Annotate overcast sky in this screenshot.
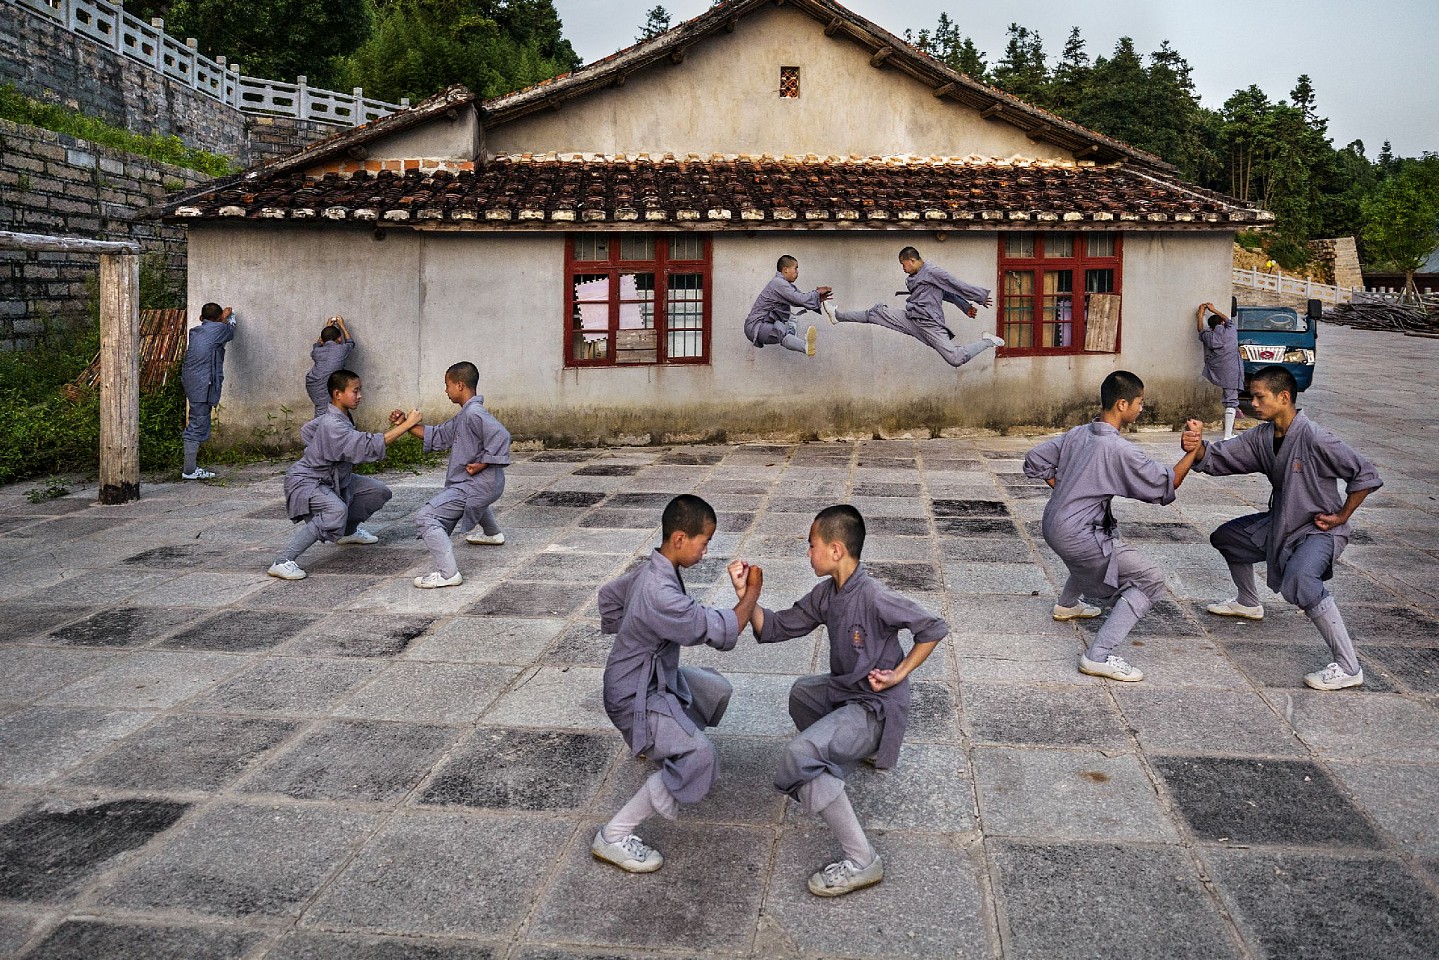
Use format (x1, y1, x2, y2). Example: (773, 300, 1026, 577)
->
(551, 0, 1437, 159)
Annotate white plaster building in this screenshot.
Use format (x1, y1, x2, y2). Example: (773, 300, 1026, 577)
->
(161, 0, 1268, 446)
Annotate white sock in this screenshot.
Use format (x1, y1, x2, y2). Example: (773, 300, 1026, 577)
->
(1223, 407, 1237, 440)
(818, 790, 874, 867)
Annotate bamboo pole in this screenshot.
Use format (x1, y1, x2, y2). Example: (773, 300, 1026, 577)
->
(98, 252, 141, 504)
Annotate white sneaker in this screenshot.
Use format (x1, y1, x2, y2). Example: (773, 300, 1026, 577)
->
(267, 560, 307, 581)
(1053, 602, 1103, 621)
(591, 830, 663, 873)
(1206, 599, 1265, 620)
(983, 333, 1005, 348)
(805, 325, 818, 357)
(808, 854, 883, 897)
(1304, 663, 1364, 691)
(181, 468, 216, 480)
(414, 571, 464, 589)
(824, 301, 840, 324)
(1079, 654, 1144, 682)
(336, 528, 379, 545)
(464, 530, 505, 546)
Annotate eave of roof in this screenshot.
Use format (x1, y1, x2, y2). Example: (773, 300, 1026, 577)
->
(163, 154, 1270, 229)
(483, 0, 1173, 172)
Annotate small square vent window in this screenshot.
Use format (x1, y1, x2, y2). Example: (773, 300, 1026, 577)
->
(779, 66, 800, 98)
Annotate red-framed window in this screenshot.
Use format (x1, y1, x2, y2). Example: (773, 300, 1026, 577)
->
(565, 233, 712, 367)
(997, 232, 1122, 355)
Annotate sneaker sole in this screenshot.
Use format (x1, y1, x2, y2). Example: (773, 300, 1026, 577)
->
(1052, 610, 1101, 621)
(1206, 608, 1264, 621)
(590, 848, 662, 873)
(465, 539, 505, 546)
(267, 570, 306, 581)
(1304, 676, 1363, 691)
(1078, 662, 1143, 682)
(808, 873, 882, 897)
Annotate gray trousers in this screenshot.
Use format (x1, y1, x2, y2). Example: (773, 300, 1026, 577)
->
(752, 319, 806, 353)
(414, 469, 505, 577)
(1056, 543, 1167, 659)
(775, 675, 882, 815)
(1210, 513, 1335, 611)
(645, 666, 733, 807)
(837, 305, 992, 368)
(278, 476, 392, 563)
(181, 400, 213, 442)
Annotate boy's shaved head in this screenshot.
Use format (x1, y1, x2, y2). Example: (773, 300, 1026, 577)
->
(320, 325, 343, 343)
(327, 368, 360, 396)
(200, 302, 223, 321)
(446, 361, 479, 391)
(814, 504, 865, 558)
(776, 255, 797, 272)
(662, 494, 717, 539)
(1249, 365, 1298, 402)
(898, 246, 922, 262)
(1100, 370, 1145, 410)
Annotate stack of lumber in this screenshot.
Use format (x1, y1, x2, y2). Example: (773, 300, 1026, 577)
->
(71, 308, 188, 393)
(1322, 298, 1439, 338)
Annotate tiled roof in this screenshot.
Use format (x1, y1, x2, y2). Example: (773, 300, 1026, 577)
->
(165, 155, 1268, 228)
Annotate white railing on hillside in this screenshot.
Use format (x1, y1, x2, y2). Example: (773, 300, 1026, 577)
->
(12, 0, 409, 125)
(1232, 268, 1358, 305)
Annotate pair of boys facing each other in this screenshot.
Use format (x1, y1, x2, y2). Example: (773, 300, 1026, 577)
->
(745, 248, 1003, 366)
(595, 496, 946, 898)
(1025, 367, 1380, 690)
(268, 361, 510, 588)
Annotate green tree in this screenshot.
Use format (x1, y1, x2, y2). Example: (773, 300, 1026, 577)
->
(990, 24, 1049, 105)
(1075, 37, 1148, 146)
(1047, 27, 1089, 117)
(1361, 154, 1439, 298)
(161, 0, 372, 86)
(338, 0, 580, 103)
(637, 5, 671, 42)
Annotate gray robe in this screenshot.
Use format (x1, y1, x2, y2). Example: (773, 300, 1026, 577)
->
(1198, 319, 1242, 391)
(181, 319, 235, 404)
(1195, 411, 1382, 590)
(758, 565, 948, 770)
(282, 406, 387, 532)
(600, 551, 741, 776)
(305, 340, 356, 414)
(421, 395, 512, 529)
(743, 273, 822, 346)
(904, 262, 987, 334)
(1023, 421, 1176, 589)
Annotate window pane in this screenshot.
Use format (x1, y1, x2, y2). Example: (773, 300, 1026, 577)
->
(620, 235, 655, 261)
(1005, 233, 1035, 258)
(1086, 233, 1115, 257)
(667, 273, 705, 358)
(571, 272, 610, 362)
(1041, 270, 1073, 347)
(779, 65, 800, 98)
(1085, 268, 1115, 293)
(616, 272, 657, 362)
(668, 234, 704, 261)
(572, 236, 609, 262)
(1002, 270, 1034, 348)
(1043, 233, 1073, 258)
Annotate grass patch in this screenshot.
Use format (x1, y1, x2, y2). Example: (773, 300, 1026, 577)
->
(0, 83, 236, 178)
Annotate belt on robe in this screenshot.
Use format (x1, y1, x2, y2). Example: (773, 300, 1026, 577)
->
(629, 653, 695, 757)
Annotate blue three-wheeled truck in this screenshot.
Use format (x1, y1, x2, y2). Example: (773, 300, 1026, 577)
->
(1231, 297, 1324, 394)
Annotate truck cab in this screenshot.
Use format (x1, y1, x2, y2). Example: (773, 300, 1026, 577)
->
(1232, 298, 1322, 393)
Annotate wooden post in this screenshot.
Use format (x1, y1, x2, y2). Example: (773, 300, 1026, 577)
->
(99, 252, 141, 504)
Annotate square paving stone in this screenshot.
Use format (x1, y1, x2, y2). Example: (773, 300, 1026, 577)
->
(1337, 604, 1439, 645)
(21, 567, 178, 607)
(530, 451, 597, 463)
(685, 631, 821, 676)
(1203, 849, 1439, 960)
(1074, 598, 1205, 638)
(0, 798, 189, 902)
(510, 552, 629, 582)
(297, 550, 420, 576)
(525, 490, 607, 508)
(763, 829, 991, 959)
(851, 481, 922, 497)
(100, 803, 377, 918)
(185, 658, 385, 716)
(1118, 522, 1206, 543)
(1329, 760, 1439, 858)
(1265, 689, 1439, 761)
(963, 682, 1129, 748)
(864, 561, 943, 592)
(0, 603, 96, 642)
(1152, 756, 1382, 847)
(1112, 688, 1304, 756)
(864, 516, 931, 536)
(129, 572, 271, 608)
(22, 919, 264, 960)
(482, 667, 612, 731)
(0, 647, 120, 703)
(406, 616, 568, 664)
(539, 620, 612, 667)
(599, 735, 787, 826)
(1365, 645, 1439, 693)
(121, 543, 228, 568)
(954, 633, 1094, 685)
(938, 537, 1036, 563)
(0, 913, 38, 957)
(932, 499, 1010, 518)
(64, 715, 300, 791)
(336, 662, 518, 723)
(45, 606, 197, 648)
(470, 582, 593, 618)
(908, 679, 960, 741)
(657, 451, 724, 465)
(241, 719, 456, 802)
(282, 613, 437, 658)
(972, 747, 1176, 841)
(39, 651, 241, 709)
(1221, 639, 1399, 692)
(992, 840, 1239, 960)
(947, 595, 1073, 636)
(840, 740, 975, 832)
(419, 728, 615, 811)
(603, 492, 677, 509)
(0, 707, 154, 786)
(246, 573, 389, 607)
(943, 561, 1052, 595)
(304, 813, 571, 936)
(264, 931, 500, 960)
(529, 821, 769, 953)
(159, 610, 322, 652)
(577, 508, 662, 530)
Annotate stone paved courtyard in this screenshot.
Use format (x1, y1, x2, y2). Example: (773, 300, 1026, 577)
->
(1, 322, 1438, 959)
